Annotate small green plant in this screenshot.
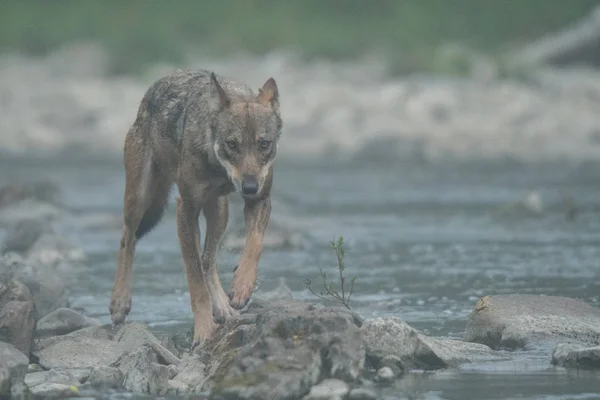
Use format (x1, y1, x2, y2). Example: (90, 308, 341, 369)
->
(304, 236, 356, 309)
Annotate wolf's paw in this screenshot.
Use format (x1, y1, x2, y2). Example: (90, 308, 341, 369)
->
(109, 292, 131, 324)
(192, 318, 218, 349)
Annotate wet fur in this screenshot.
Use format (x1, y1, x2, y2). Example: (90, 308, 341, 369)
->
(109, 69, 282, 346)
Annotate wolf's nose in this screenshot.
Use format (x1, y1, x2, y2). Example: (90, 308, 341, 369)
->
(241, 176, 259, 195)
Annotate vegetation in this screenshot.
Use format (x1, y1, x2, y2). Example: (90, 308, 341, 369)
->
(0, 0, 598, 75)
(305, 236, 356, 310)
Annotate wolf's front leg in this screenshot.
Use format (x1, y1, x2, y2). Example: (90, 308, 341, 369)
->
(176, 195, 216, 347)
(229, 196, 271, 309)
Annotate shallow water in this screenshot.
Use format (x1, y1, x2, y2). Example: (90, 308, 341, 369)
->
(3, 156, 600, 399)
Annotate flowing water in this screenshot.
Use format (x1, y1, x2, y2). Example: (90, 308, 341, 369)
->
(3, 155, 600, 399)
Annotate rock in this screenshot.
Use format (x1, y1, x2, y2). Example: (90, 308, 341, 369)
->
(362, 317, 504, 370)
(552, 343, 600, 369)
(207, 299, 365, 400)
(111, 343, 170, 395)
(27, 364, 43, 373)
(36, 308, 101, 337)
(114, 322, 181, 366)
(33, 322, 179, 372)
(348, 387, 378, 400)
(1, 253, 69, 318)
(34, 325, 124, 369)
(25, 368, 80, 388)
(302, 379, 349, 400)
(1, 219, 53, 255)
(0, 342, 29, 399)
(0, 276, 36, 355)
(374, 367, 394, 383)
(171, 354, 206, 389)
(464, 295, 600, 350)
(87, 366, 123, 389)
(29, 382, 80, 399)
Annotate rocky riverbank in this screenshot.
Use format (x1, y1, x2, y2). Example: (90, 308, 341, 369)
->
(1, 182, 600, 399)
(2, 43, 600, 164)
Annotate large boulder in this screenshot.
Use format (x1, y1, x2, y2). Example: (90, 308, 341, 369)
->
(0, 341, 30, 399)
(204, 299, 365, 400)
(464, 295, 600, 350)
(33, 322, 180, 372)
(361, 317, 505, 371)
(0, 276, 36, 355)
(552, 343, 600, 370)
(36, 307, 101, 338)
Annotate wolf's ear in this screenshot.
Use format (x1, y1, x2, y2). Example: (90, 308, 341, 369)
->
(257, 78, 279, 109)
(209, 72, 230, 111)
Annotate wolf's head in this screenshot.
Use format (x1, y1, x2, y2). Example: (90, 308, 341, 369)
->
(208, 72, 282, 198)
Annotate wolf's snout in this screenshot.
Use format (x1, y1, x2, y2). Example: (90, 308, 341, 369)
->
(241, 176, 259, 196)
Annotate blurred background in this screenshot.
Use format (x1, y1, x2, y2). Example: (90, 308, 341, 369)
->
(2, 1, 600, 398)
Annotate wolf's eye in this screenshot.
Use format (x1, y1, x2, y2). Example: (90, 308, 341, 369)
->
(226, 140, 237, 149)
(259, 140, 271, 149)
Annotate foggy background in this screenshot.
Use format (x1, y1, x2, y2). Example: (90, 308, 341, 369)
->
(2, 2, 600, 399)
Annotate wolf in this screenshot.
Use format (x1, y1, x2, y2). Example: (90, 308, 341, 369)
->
(109, 69, 282, 346)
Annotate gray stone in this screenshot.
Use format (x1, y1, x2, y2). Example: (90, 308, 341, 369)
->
(464, 295, 600, 350)
(36, 308, 100, 337)
(171, 353, 206, 388)
(302, 379, 349, 400)
(0, 277, 36, 355)
(29, 382, 80, 399)
(375, 367, 394, 383)
(552, 343, 600, 369)
(0, 341, 29, 399)
(114, 322, 180, 366)
(33, 322, 179, 372)
(1, 253, 69, 318)
(207, 299, 365, 400)
(168, 379, 190, 395)
(25, 368, 80, 388)
(27, 364, 43, 373)
(34, 325, 126, 369)
(348, 387, 378, 400)
(0, 182, 62, 210)
(111, 343, 169, 395)
(87, 366, 123, 388)
(362, 317, 504, 370)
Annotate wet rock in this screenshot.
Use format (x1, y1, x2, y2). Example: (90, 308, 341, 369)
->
(464, 295, 600, 350)
(552, 343, 600, 369)
(0, 276, 36, 355)
(111, 343, 170, 395)
(0, 341, 29, 399)
(170, 353, 206, 389)
(29, 382, 80, 399)
(1, 253, 69, 318)
(33, 322, 179, 371)
(27, 364, 43, 373)
(36, 308, 100, 337)
(25, 368, 80, 388)
(302, 379, 349, 400)
(87, 366, 123, 389)
(114, 322, 181, 366)
(168, 379, 190, 395)
(362, 317, 504, 370)
(207, 299, 365, 400)
(374, 367, 395, 383)
(348, 387, 378, 400)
